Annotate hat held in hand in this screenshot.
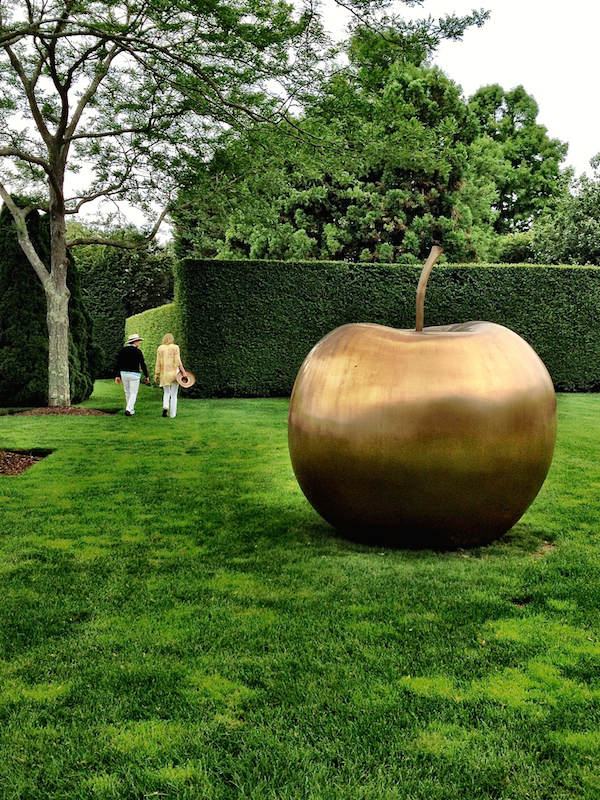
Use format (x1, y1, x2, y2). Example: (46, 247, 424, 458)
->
(176, 370, 196, 388)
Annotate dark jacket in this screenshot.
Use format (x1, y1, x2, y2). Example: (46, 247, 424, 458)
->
(116, 344, 148, 378)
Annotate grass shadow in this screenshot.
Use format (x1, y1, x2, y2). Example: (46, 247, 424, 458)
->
(323, 519, 557, 562)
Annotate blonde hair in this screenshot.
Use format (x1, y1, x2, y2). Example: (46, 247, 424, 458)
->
(162, 333, 174, 345)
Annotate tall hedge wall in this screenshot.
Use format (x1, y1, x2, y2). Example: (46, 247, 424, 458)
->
(79, 259, 127, 378)
(171, 259, 600, 397)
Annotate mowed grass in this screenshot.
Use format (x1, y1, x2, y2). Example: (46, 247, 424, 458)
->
(1, 384, 600, 799)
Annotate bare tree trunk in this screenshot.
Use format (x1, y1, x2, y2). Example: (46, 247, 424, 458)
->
(46, 275, 71, 407)
(47, 177, 71, 407)
(0, 184, 72, 406)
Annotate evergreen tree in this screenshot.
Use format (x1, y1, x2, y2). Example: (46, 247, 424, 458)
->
(0, 202, 100, 407)
(531, 155, 600, 265)
(468, 84, 569, 233)
(175, 28, 500, 263)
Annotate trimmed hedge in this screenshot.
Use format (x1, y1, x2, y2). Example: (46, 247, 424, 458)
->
(165, 259, 600, 397)
(79, 257, 127, 378)
(125, 302, 184, 378)
(76, 240, 175, 377)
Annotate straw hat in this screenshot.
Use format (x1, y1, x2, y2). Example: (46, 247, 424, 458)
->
(127, 333, 144, 344)
(176, 370, 196, 388)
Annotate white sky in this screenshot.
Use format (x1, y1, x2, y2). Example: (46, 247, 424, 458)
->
(322, 0, 599, 178)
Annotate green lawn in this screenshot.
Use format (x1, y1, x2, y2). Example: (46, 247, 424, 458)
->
(1, 383, 600, 799)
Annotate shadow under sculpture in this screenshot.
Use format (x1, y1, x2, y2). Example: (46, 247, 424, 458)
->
(288, 247, 557, 550)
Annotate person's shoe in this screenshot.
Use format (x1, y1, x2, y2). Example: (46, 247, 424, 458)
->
(125, 410, 132, 417)
(162, 408, 168, 418)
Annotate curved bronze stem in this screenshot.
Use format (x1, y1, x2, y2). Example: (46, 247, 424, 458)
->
(415, 246, 444, 331)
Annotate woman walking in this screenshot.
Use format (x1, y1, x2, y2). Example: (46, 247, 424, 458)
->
(154, 333, 188, 418)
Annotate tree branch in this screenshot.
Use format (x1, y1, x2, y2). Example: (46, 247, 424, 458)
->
(65, 115, 177, 143)
(0, 146, 51, 171)
(66, 205, 170, 249)
(0, 181, 50, 285)
(65, 42, 124, 141)
(2, 42, 52, 146)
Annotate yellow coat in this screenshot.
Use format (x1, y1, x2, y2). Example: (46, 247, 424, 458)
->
(155, 343, 183, 387)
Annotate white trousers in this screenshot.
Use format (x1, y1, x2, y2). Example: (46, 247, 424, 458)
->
(121, 372, 141, 414)
(163, 381, 179, 417)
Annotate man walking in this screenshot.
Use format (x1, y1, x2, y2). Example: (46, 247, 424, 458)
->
(115, 333, 149, 416)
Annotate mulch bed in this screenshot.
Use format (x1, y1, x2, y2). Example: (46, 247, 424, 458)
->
(13, 406, 110, 416)
(2, 406, 110, 475)
(0, 450, 46, 476)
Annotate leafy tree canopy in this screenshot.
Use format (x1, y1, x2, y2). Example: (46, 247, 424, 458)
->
(468, 84, 569, 233)
(530, 155, 600, 265)
(175, 24, 504, 264)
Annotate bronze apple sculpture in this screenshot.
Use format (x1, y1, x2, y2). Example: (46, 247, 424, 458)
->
(288, 246, 557, 549)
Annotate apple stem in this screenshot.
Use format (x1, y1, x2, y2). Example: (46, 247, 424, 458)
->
(415, 245, 444, 331)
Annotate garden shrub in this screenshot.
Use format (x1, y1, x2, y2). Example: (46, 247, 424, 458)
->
(0, 202, 100, 407)
(172, 258, 600, 397)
